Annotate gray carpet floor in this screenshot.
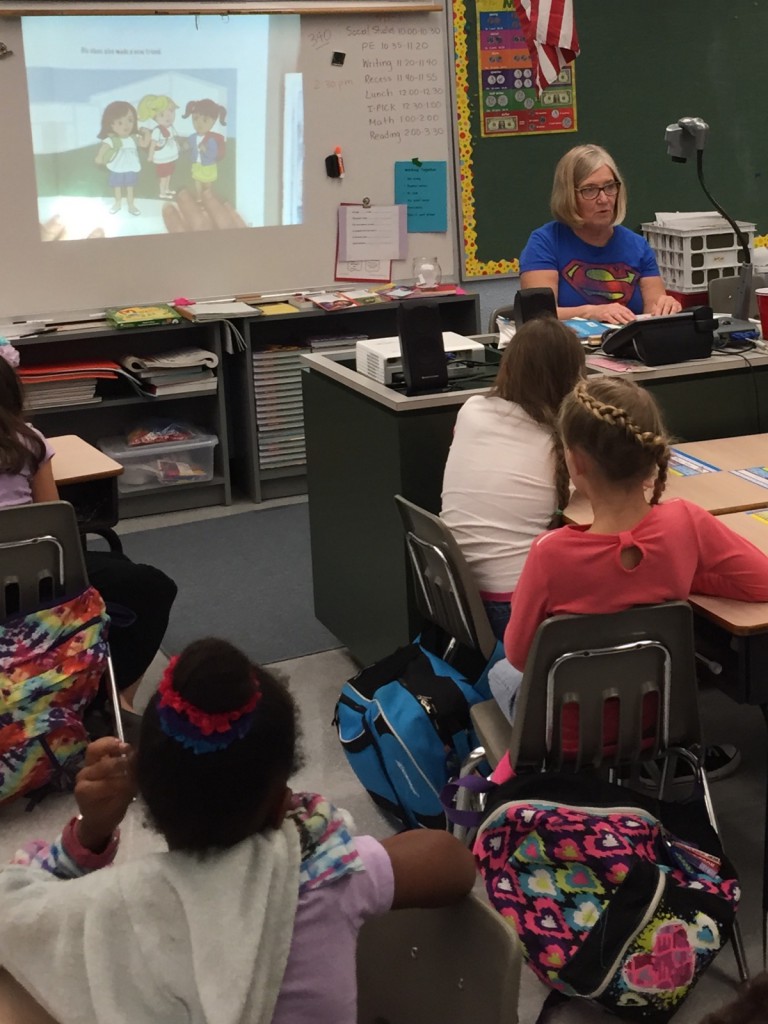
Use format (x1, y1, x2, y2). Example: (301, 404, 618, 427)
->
(120, 503, 341, 664)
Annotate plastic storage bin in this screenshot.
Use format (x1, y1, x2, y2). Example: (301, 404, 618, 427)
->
(99, 431, 219, 492)
(642, 219, 756, 293)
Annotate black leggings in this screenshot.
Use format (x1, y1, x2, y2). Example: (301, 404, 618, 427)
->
(84, 550, 177, 690)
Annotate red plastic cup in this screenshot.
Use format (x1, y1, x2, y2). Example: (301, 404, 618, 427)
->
(757, 287, 768, 340)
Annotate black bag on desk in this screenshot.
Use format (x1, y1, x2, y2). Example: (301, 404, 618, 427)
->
(601, 307, 716, 366)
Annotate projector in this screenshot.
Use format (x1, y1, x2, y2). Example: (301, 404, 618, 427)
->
(356, 332, 485, 384)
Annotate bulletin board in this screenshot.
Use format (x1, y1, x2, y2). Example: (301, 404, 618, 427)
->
(453, 0, 768, 280)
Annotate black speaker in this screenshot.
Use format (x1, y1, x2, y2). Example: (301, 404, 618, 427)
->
(513, 287, 557, 328)
(398, 300, 448, 392)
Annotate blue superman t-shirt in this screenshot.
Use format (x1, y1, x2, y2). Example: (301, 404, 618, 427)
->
(520, 221, 661, 314)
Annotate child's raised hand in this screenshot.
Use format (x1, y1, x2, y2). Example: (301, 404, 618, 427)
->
(74, 737, 137, 853)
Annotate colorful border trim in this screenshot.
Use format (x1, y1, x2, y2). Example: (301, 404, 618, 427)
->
(453, 0, 519, 279)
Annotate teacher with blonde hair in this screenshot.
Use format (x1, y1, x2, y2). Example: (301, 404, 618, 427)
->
(520, 144, 682, 325)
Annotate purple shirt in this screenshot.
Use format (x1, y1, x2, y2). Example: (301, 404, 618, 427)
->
(0, 428, 53, 508)
(272, 835, 394, 1024)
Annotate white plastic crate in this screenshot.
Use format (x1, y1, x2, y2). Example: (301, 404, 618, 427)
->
(642, 217, 756, 293)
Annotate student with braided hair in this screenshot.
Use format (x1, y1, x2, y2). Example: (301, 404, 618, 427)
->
(441, 317, 585, 639)
(491, 378, 768, 749)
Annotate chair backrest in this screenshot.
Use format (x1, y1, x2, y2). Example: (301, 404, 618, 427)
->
(356, 894, 521, 1024)
(488, 303, 516, 333)
(708, 272, 768, 318)
(473, 602, 700, 772)
(0, 502, 88, 619)
(394, 494, 497, 662)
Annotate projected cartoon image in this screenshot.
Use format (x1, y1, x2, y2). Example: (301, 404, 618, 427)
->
(137, 94, 182, 200)
(183, 99, 227, 200)
(22, 16, 304, 241)
(95, 100, 144, 215)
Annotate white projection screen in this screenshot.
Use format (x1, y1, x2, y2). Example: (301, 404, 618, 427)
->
(0, 10, 454, 319)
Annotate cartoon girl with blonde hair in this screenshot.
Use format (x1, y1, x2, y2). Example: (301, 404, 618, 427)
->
(95, 100, 143, 216)
(182, 99, 228, 200)
(137, 94, 181, 200)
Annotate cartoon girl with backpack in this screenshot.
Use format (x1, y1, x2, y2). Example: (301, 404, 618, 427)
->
(137, 94, 182, 200)
(182, 99, 227, 200)
(95, 100, 144, 216)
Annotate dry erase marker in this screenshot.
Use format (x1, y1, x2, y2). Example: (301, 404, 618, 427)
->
(335, 146, 345, 178)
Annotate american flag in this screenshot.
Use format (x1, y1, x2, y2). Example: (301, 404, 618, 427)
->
(514, 0, 580, 95)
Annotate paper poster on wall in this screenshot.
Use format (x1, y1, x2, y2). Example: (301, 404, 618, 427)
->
(476, 0, 577, 138)
(335, 257, 392, 283)
(394, 160, 447, 233)
(337, 204, 407, 262)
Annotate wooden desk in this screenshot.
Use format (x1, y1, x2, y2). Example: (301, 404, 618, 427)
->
(50, 435, 123, 541)
(565, 475, 768, 526)
(51, 435, 123, 486)
(670, 433, 768, 472)
(565, 434, 768, 526)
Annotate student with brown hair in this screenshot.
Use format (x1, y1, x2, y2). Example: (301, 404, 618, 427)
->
(441, 316, 585, 639)
(491, 378, 768, 760)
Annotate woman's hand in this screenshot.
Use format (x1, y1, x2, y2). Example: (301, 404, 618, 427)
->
(74, 738, 137, 852)
(587, 302, 636, 325)
(649, 293, 682, 316)
(162, 188, 247, 232)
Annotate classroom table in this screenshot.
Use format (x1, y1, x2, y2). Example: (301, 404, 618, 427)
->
(303, 346, 768, 664)
(685, 506, 768, 963)
(50, 435, 123, 547)
(565, 436, 768, 525)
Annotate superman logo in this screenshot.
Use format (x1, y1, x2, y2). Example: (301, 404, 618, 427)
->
(562, 260, 639, 303)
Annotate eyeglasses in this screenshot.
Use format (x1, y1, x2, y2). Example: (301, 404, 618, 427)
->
(575, 180, 621, 201)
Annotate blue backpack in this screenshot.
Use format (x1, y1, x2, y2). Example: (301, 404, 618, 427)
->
(334, 636, 502, 829)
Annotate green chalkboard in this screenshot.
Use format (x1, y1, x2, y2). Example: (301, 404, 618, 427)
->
(453, 0, 768, 279)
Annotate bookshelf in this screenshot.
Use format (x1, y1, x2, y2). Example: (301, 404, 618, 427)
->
(17, 320, 231, 517)
(226, 293, 480, 502)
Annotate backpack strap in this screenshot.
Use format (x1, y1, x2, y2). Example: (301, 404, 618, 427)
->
(440, 772, 497, 828)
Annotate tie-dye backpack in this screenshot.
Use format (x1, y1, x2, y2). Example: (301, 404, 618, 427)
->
(0, 586, 108, 804)
(473, 773, 739, 1023)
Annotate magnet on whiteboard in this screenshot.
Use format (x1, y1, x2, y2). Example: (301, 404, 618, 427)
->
(331, 51, 346, 66)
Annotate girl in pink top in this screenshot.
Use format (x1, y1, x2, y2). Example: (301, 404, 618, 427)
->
(493, 378, 768, 731)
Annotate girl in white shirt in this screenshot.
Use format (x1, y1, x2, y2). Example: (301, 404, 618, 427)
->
(441, 316, 585, 638)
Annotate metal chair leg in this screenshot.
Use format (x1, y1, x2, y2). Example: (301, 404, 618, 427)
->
(451, 745, 486, 846)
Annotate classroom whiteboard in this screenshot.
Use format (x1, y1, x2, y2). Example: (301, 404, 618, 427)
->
(0, 10, 455, 319)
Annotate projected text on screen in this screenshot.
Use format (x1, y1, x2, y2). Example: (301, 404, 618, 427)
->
(22, 15, 304, 241)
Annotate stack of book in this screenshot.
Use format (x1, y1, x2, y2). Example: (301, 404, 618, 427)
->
(307, 333, 368, 353)
(18, 360, 121, 409)
(120, 347, 219, 396)
(252, 346, 308, 470)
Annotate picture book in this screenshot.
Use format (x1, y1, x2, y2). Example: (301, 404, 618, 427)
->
(337, 289, 384, 306)
(107, 305, 182, 329)
(307, 292, 356, 312)
(564, 318, 612, 341)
